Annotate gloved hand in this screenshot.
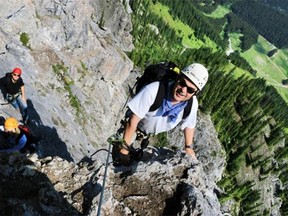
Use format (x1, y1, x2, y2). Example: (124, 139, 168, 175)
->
(112, 144, 131, 166)
(117, 151, 131, 166)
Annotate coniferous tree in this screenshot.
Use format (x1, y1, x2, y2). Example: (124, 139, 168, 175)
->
(129, 1, 288, 213)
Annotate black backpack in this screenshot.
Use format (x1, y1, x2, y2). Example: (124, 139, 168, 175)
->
(131, 61, 193, 119)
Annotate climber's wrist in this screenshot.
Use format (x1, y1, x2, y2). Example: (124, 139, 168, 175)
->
(120, 141, 130, 155)
(120, 148, 129, 155)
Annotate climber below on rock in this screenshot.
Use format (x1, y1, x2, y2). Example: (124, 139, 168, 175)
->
(0, 117, 36, 153)
(0, 67, 29, 124)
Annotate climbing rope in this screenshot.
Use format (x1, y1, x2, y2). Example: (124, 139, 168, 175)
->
(90, 148, 111, 158)
(95, 96, 128, 215)
(96, 141, 112, 216)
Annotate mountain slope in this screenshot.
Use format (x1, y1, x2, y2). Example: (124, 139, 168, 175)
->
(0, 0, 133, 162)
(129, 0, 288, 215)
(0, 0, 229, 215)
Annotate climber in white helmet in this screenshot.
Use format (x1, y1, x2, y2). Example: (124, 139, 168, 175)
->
(112, 63, 209, 166)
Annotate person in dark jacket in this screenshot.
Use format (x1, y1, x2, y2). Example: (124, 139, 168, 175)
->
(0, 67, 29, 123)
(0, 117, 36, 153)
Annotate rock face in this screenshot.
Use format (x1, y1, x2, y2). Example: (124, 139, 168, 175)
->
(0, 0, 133, 162)
(0, 0, 227, 215)
(167, 112, 226, 187)
(109, 154, 222, 216)
(0, 127, 225, 216)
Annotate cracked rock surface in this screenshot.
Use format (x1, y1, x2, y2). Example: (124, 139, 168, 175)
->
(0, 148, 223, 216)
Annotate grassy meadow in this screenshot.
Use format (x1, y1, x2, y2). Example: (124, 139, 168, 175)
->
(148, 2, 288, 103)
(204, 5, 230, 18)
(241, 36, 288, 102)
(205, 4, 288, 103)
(149, 2, 218, 51)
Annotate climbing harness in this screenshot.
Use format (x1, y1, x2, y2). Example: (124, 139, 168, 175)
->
(6, 92, 21, 103)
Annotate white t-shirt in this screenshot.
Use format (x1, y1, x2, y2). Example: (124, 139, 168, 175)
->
(127, 81, 198, 134)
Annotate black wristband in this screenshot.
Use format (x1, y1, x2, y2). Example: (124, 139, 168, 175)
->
(122, 141, 131, 151)
(185, 145, 192, 149)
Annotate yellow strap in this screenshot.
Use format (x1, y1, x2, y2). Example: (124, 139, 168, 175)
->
(171, 67, 180, 74)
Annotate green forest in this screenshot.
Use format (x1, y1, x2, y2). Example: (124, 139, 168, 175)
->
(128, 0, 288, 215)
(231, 0, 288, 49)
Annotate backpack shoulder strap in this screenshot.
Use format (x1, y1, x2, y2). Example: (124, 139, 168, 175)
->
(183, 97, 193, 119)
(18, 125, 30, 136)
(148, 80, 168, 112)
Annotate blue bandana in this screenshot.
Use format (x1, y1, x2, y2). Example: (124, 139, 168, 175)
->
(161, 97, 187, 123)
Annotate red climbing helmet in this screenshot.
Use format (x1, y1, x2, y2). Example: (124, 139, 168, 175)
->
(12, 67, 22, 75)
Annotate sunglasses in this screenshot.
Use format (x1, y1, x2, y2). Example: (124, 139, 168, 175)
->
(177, 79, 198, 94)
(5, 128, 16, 133)
(12, 73, 20, 77)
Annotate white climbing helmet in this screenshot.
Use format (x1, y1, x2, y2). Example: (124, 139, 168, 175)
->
(181, 63, 208, 91)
